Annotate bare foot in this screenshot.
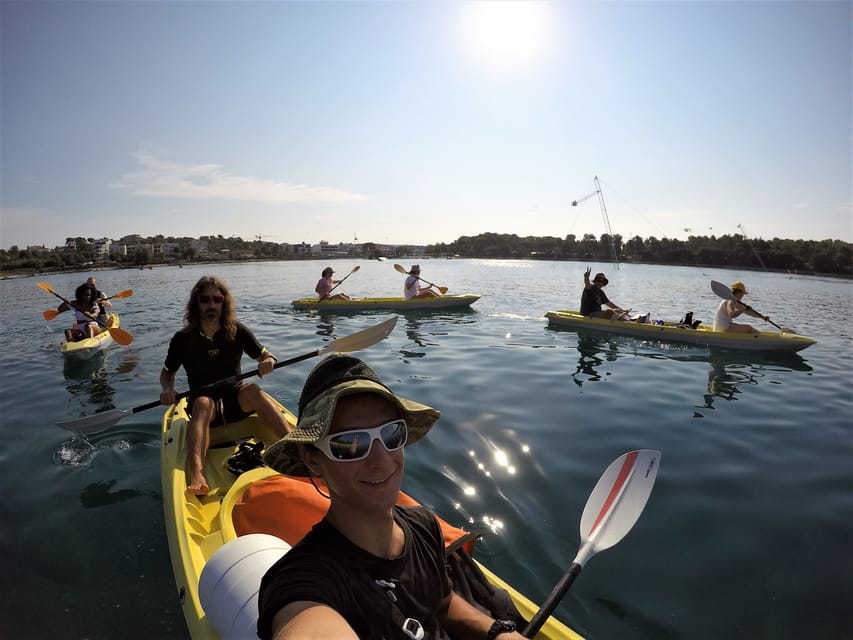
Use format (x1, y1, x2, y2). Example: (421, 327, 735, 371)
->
(187, 473, 209, 496)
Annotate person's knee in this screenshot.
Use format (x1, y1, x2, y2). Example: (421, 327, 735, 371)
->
(239, 383, 265, 407)
(191, 396, 216, 420)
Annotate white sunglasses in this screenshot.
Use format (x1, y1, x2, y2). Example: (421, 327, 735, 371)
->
(313, 419, 408, 462)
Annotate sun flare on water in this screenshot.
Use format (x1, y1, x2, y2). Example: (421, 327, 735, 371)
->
(458, 1, 552, 73)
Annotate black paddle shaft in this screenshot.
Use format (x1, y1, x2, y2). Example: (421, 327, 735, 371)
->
(732, 299, 783, 331)
(143, 349, 322, 416)
(522, 563, 582, 638)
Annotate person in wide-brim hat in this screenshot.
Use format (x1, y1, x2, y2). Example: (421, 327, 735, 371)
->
(264, 354, 440, 476)
(580, 266, 648, 322)
(403, 264, 441, 299)
(712, 279, 767, 334)
(258, 356, 523, 639)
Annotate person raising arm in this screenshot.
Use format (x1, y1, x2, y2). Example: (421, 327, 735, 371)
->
(580, 268, 627, 319)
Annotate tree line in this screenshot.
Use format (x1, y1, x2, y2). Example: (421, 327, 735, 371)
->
(2, 232, 850, 277)
(427, 233, 852, 276)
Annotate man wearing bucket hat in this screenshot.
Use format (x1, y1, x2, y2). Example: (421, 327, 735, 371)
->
(404, 264, 441, 299)
(713, 280, 767, 333)
(580, 267, 646, 321)
(315, 266, 351, 301)
(258, 355, 525, 640)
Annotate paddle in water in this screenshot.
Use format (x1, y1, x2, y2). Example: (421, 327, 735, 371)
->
(523, 449, 662, 638)
(43, 289, 134, 320)
(56, 316, 399, 434)
(393, 263, 449, 294)
(709, 280, 793, 333)
(36, 282, 134, 345)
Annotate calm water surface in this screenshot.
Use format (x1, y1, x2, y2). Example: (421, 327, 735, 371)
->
(2, 259, 851, 639)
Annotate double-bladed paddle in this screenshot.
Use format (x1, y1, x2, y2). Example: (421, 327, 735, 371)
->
(43, 289, 134, 320)
(523, 449, 662, 638)
(37, 282, 134, 345)
(393, 263, 449, 295)
(55, 316, 399, 434)
(710, 280, 791, 333)
(318, 265, 360, 302)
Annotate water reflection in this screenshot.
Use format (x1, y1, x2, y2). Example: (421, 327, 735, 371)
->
(571, 333, 618, 387)
(566, 332, 814, 408)
(400, 317, 435, 358)
(314, 318, 336, 338)
(63, 351, 140, 417)
(400, 310, 479, 360)
(701, 351, 813, 408)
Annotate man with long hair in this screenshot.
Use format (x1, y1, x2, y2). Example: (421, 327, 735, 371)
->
(159, 276, 290, 495)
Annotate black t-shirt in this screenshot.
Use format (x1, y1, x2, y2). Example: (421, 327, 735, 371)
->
(580, 286, 610, 316)
(257, 506, 453, 640)
(162, 322, 263, 391)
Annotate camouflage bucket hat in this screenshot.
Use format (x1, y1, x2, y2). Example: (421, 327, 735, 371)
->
(264, 354, 441, 476)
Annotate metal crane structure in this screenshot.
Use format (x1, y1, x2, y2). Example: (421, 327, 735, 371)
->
(736, 224, 768, 271)
(572, 175, 619, 269)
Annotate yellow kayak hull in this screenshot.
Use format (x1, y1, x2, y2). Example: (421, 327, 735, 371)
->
(291, 294, 480, 311)
(546, 310, 816, 352)
(60, 312, 121, 359)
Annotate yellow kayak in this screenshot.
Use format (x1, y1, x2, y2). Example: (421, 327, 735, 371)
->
(161, 397, 583, 639)
(546, 310, 816, 353)
(291, 294, 480, 311)
(60, 312, 121, 359)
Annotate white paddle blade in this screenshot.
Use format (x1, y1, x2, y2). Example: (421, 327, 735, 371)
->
(577, 449, 661, 565)
(710, 280, 735, 300)
(56, 408, 131, 434)
(318, 316, 398, 355)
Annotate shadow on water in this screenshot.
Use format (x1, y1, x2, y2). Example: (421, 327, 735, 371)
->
(80, 479, 159, 508)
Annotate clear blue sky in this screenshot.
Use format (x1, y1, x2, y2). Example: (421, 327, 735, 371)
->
(2, 1, 851, 250)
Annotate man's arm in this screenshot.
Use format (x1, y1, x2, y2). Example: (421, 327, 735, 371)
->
(436, 592, 526, 639)
(271, 601, 358, 640)
(159, 368, 177, 406)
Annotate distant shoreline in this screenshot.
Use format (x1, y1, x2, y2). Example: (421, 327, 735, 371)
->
(5, 256, 850, 281)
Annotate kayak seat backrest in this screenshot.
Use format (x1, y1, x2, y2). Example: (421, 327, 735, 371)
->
(232, 474, 474, 553)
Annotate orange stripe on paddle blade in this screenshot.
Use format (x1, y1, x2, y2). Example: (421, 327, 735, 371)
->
(588, 450, 638, 537)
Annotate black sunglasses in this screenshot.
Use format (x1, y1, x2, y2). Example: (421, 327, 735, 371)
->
(198, 294, 224, 304)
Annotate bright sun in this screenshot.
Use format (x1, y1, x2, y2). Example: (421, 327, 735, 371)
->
(459, 1, 551, 73)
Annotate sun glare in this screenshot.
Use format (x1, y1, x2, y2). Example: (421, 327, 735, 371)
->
(459, 1, 551, 73)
